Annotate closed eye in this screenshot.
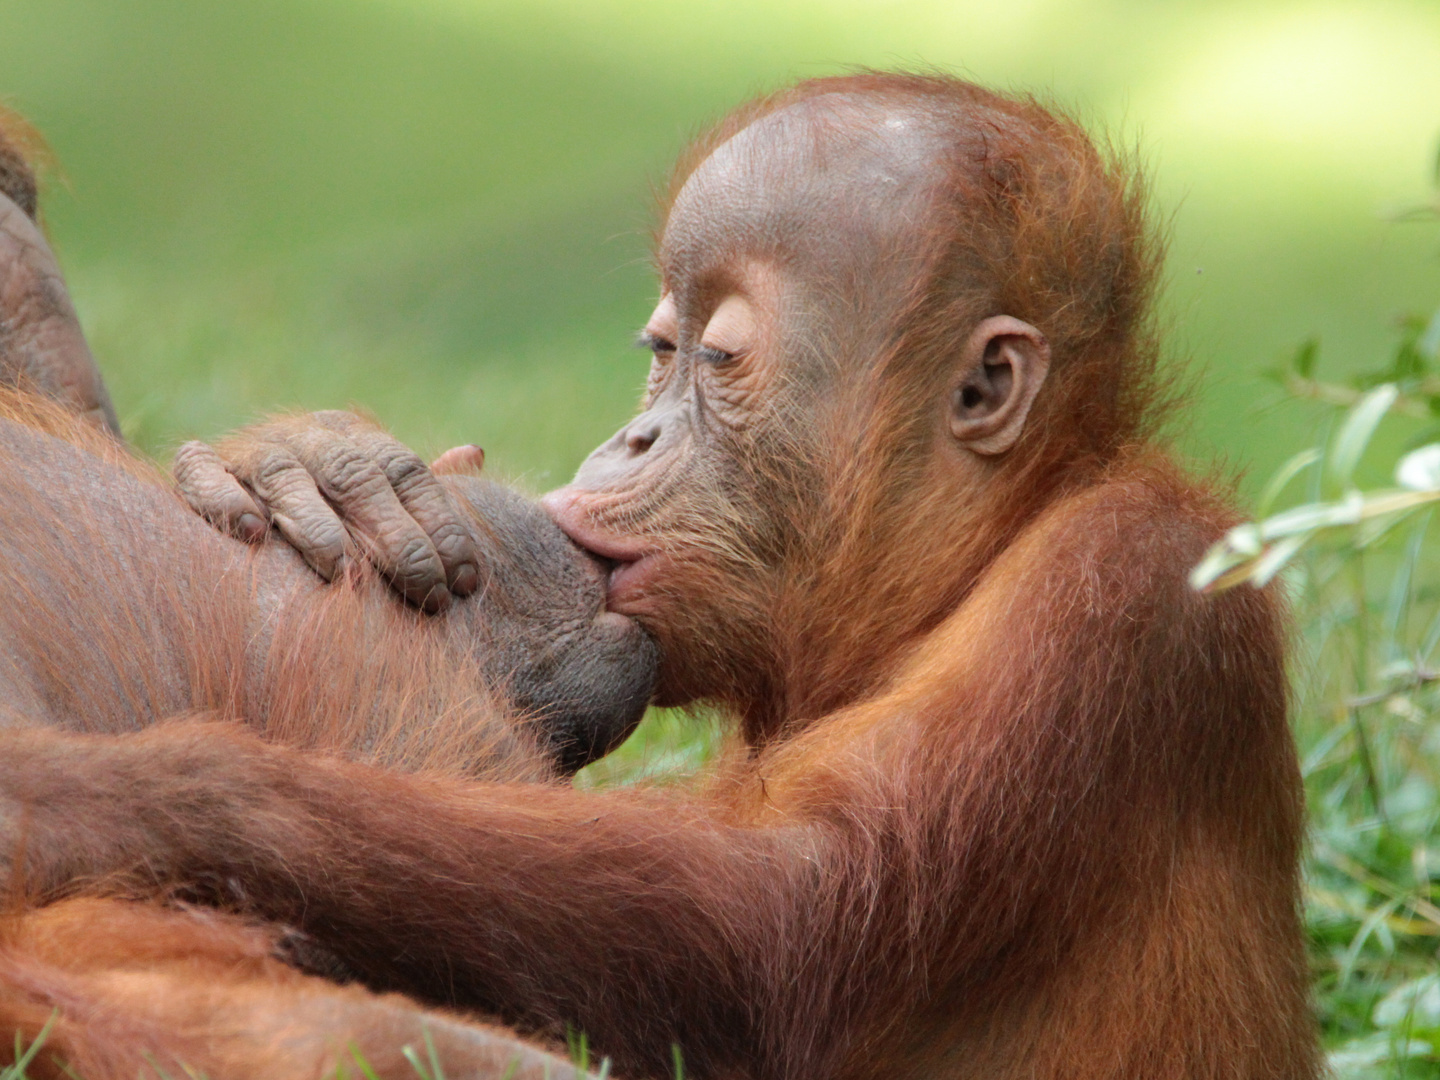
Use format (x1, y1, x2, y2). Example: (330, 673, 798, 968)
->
(637, 330, 676, 356)
(697, 345, 735, 366)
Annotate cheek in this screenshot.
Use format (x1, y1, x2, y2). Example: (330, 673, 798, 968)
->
(701, 364, 771, 429)
(645, 358, 674, 405)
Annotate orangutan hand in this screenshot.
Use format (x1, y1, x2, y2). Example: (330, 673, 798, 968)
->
(172, 411, 484, 612)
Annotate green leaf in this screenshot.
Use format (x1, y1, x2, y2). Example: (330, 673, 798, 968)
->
(346, 1045, 383, 1080)
(1329, 384, 1399, 489)
(1375, 975, 1440, 1030)
(1188, 541, 1249, 591)
(1260, 492, 1365, 538)
(1329, 1031, 1435, 1074)
(1257, 448, 1323, 518)
(400, 1045, 434, 1080)
(1226, 522, 1262, 554)
(4, 1012, 56, 1079)
(1420, 308, 1440, 362)
(1294, 337, 1319, 378)
(1250, 533, 1308, 587)
(1397, 444, 1440, 491)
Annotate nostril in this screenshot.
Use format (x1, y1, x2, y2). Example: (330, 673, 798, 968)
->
(625, 422, 662, 455)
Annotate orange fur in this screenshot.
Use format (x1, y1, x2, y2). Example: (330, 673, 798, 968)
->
(0, 74, 1316, 1080)
(0, 105, 47, 219)
(0, 898, 585, 1080)
(0, 387, 550, 775)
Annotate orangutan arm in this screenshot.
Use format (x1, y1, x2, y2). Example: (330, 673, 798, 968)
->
(0, 721, 809, 1077)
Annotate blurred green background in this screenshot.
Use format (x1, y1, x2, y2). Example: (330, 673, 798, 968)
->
(1, 0, 1438, 492)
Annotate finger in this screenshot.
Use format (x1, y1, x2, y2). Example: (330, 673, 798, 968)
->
(172, 441, 268, 542)
(227, 440, 351, 583)
(430, 444, 485, 475)
(309, 414, 481, 595)
(348, 430, 482, 597)
(285, 428, 452, 611)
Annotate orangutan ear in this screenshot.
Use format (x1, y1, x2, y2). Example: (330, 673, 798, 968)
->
(947, 316, 1050, 456)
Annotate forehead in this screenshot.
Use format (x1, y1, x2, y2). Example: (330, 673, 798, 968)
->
(660, 93, 957, 288)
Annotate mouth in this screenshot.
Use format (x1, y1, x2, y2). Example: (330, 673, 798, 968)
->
(604, 553, 666, 604)
(541, 489, 665, 609)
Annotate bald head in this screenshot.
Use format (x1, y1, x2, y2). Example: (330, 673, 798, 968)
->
(662, 94, 958, 308)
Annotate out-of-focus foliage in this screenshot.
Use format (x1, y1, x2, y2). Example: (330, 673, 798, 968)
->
(1197, 178, 1440, 1077)
(0, 0, 1436, 489)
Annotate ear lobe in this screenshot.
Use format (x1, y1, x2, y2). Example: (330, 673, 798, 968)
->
(948, 315, 1050, 455)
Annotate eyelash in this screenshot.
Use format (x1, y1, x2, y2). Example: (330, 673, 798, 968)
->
(636, 333, 734, 367)
(697, 345, 735, 366)
(637, 331, 675, 356)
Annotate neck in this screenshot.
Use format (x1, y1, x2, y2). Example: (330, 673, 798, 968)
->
(750, 446, 1095, 736)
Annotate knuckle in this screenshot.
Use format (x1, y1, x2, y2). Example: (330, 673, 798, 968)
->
(384, 451, 430, 491)
(318, 447, 385, 498)
(173, 439, 213, 464)
(275, 519, 344, 579)
(429, 520, 477, 557)
(288, 513, 346, 557)
(266, 474, 319, 510)
(172, 442, 217, 482)
(251, 450, 301, 488)
(392, 534, 441, 580)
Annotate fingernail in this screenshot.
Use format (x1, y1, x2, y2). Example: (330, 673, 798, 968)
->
(420, 585, 452, 614)
(237, 513, 266, 541)
(451, 563, 479, 595)
(431, 444, 486, 474)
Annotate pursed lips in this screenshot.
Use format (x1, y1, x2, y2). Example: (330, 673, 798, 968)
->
(540, 489, 667, 609)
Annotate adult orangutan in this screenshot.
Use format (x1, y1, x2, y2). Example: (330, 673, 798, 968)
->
(0, 170, 656, 773)
(0, 73, 1318, 1079)
(0, 395, 656, 773)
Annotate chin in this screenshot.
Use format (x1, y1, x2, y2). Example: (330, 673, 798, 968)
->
(649, 655, 716, 711)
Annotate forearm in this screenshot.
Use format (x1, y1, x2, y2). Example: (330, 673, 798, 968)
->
(0, 722, 808, 1074)
(0, 723, 332, 897)
(297, 779, 800, 1059)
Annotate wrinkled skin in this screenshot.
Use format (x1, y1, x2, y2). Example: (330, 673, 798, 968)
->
(0, 191, 119, 433)
(0, 159, 654, 773)
(172, 412, 486, 612)
(190, 95, 1049, 725)
(543, 97, 1019, 717)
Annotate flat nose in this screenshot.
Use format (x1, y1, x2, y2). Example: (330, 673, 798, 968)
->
(625, 419, 662, 455)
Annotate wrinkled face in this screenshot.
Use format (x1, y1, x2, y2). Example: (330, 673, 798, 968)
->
(543, 96, 970, 705)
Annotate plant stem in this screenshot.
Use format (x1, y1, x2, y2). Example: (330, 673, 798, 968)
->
(1350, 548, 1387, 823)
